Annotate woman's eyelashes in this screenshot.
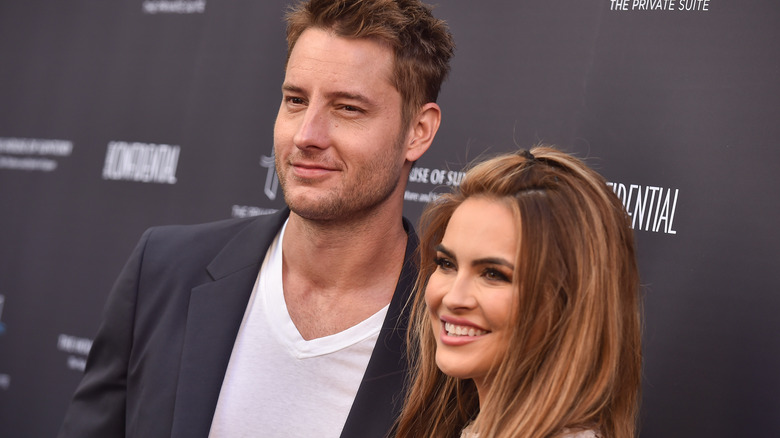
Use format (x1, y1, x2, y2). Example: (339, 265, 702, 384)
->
(434, 253, 512, 283)
(482, 267, 511, 283)
(434, 255, 455, 271)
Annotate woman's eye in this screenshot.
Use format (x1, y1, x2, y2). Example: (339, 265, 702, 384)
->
(483, 268, 510, 283)
(434, 257, 455, 271)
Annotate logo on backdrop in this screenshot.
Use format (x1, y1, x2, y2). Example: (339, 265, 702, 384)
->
(57, 334, 93, 372)
(0, 137, 73, 172)
(608, 181, 680, 234)
(405, 165, 466, 204)
(228, 153, 281, 218)
(609, 0, 711, 12)
(403, 168, 681, 235)
(142, 0, 205, 14)
(231, 205, 279, 218)
(260, 154, 279, 201)
(102, 141, 180, 184)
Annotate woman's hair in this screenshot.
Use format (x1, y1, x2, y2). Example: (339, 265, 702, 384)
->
(395, 146, 642, 438)
(284, 0, 454, 127)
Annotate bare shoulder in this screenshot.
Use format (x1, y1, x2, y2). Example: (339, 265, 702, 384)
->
(559, 429, 599, 438)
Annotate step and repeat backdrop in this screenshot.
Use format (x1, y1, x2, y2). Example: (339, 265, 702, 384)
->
(1, 1, 778, 436)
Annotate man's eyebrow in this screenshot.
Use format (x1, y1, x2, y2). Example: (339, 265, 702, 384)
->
(325, 90, 376, 107)
(281, 83, 303, 93)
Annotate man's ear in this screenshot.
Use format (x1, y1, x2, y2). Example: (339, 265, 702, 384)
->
(404, 102, 441, 162)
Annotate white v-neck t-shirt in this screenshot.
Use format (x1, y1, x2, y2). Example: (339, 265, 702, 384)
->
(209, 221, 389, 437)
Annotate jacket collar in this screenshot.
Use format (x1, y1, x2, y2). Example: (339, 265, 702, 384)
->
(172, 209, 290, 438)
(206, 209, 290, 280)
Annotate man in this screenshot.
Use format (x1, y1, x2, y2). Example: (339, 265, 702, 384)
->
(58, 0, 454, 437)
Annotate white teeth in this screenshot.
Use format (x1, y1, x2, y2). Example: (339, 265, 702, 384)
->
(444, 322, 487, 337)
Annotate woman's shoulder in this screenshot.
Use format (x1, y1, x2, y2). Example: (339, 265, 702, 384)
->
(559, 428, 599, 438)
(460, 425, 599, 438)
(460, 422, 478, 438)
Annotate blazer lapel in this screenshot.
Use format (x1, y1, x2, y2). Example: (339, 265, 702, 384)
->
(170, 210, 289, 438)
(340, 220, 419, 438)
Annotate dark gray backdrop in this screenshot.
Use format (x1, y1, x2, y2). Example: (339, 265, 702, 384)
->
(1, 1, 778, 436)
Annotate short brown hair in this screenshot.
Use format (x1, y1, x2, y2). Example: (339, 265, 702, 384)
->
(285, 0, 454, 126)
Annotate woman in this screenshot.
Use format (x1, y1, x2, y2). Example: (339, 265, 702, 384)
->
(395, 146, 642, 438)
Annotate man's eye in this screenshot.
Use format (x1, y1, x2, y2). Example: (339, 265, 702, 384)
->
(286, 97, 305, 105)
(340, 105, 363, 113)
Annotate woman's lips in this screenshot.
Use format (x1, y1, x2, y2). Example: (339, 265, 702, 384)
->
(438, 317, 491, 346)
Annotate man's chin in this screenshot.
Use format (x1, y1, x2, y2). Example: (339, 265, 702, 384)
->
(286, 196, 342, 222)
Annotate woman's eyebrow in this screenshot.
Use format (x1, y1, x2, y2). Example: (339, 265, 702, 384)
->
(472, 257, 514, 270)
(434, 244, 454, 259)
(436, 244, 514, 270)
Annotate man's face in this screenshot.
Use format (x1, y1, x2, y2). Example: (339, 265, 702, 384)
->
(274, 28, 409, 222)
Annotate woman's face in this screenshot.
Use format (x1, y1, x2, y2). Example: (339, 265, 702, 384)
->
(425, 196, 518, 396)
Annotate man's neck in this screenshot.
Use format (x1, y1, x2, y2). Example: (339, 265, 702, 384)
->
(281, 208, 409, 339)
(285, 210, 407, 283)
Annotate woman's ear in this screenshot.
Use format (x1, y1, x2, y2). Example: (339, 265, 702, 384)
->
(405, 102, 441, 162)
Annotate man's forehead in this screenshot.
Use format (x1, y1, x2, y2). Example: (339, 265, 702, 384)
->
(288, 29, 394, 77)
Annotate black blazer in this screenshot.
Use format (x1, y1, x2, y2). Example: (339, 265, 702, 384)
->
(58, 209, 417, 438)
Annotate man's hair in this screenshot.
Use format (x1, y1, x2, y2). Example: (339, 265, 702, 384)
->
(285, 0, 454, 126)
(396, 146, 643, 438)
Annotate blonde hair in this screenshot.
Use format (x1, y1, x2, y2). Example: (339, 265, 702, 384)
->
(395, 146, 642, 438)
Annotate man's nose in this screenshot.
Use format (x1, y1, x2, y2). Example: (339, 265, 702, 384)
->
(293, 104, 331, 150)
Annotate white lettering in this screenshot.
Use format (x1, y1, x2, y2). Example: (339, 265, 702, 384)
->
(102, 141, 180, 184)
(430, 169, 446, 185)
(231, 205, 279, 218)
(67, 356, 87, 372)
(404, 191, 440, 203)
(609, 181, 680, 235)
(643, 186, 661, 231)
(446, 170, 465, 187)
(0, 156, 57, 171)
(678, 0, 709, 11)
(142, 0, 206, 14)
(57, 334, 93, 356)
(409, 167, 430, 183)
(0, 138, 73, 156)
(610, 0, 630, 10)
(667, 188, 679, 234)
(632, 0, 676, 10)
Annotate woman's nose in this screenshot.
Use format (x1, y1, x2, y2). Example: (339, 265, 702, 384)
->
(441, 274, 477, 311)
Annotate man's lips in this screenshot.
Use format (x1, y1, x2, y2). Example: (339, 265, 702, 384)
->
(290, 161, 340, 179)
